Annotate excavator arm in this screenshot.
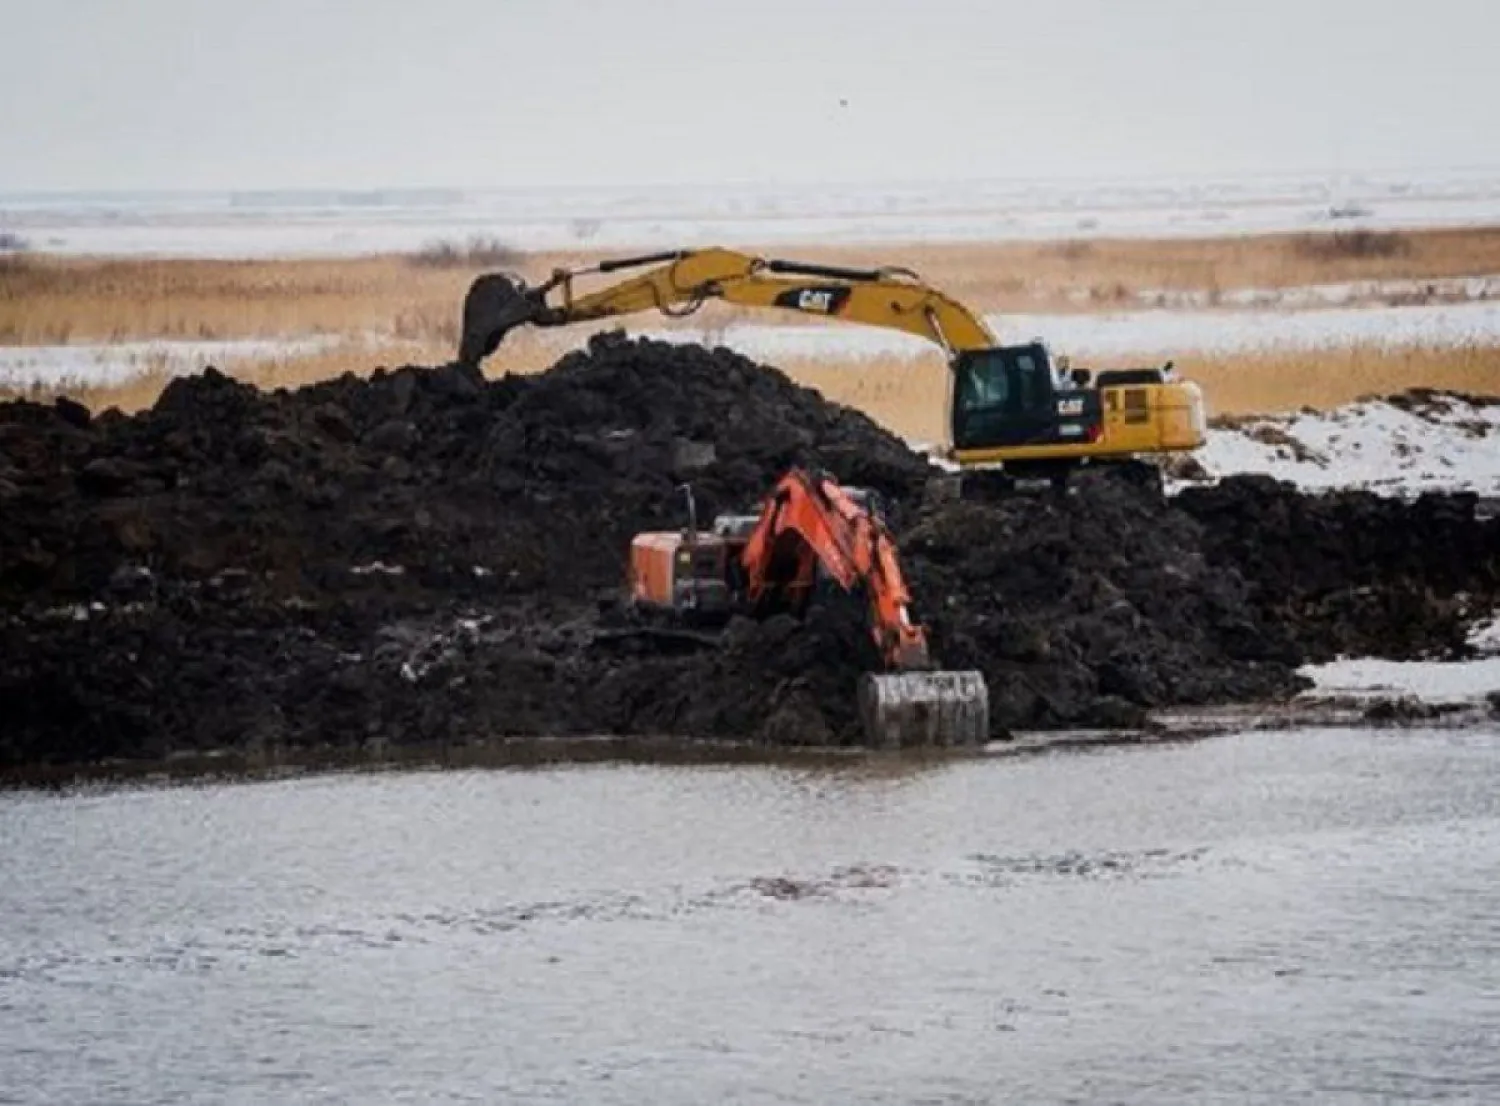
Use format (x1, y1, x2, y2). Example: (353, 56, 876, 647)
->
(738, 467, 931, 671)
(458, 246, 996, 368)
(733, 467, 989, 747)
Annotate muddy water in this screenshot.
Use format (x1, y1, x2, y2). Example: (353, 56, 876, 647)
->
(3, 726, 1498, 1104)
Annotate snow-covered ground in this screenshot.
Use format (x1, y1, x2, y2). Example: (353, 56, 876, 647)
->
(1180, 392, 1500, 498)
(613, 300, 1500, 363)
(1134, 273, 1500, 311)
(1298, 656, 1500, 704)
(0, 337, 345, 390)
(1470, 615, 1500, 654)
(1299, 604, 1500, 707)
(1192, 398, 1500, 714)
(6, 169, 1500, 257)
(1045, 300, 1500, 355)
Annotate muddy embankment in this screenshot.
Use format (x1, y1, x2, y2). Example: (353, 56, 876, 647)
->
(2, 332, 1498, 771)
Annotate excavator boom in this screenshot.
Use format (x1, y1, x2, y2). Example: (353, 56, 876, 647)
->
(740, 469, 929, 669)
(458, 247, 996, 368)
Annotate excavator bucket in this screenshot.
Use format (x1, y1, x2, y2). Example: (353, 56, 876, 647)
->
(857, 670, 990, 748)
(458, 273, 540, 368)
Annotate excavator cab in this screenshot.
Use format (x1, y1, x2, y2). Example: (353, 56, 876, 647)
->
(948, 341, 1206, 474)
(949, 342, 1103, 453)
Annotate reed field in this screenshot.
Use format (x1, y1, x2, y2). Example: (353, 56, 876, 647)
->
(779, 344, 1500, 444)
(6, 226, 1500, 346)
(3, 225, 1499, 442)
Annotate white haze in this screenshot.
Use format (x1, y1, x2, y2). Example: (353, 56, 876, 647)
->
(1, 0, 1496, 192)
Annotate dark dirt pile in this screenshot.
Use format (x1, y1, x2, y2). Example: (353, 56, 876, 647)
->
(1176, 477, 1500, 661)
(2, 333, 1497, 770)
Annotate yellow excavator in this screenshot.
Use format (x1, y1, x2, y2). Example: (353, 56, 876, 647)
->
(456, 247, 1207, 487)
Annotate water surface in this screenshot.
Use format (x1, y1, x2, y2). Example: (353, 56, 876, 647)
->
(3, 726, 1497, 1103)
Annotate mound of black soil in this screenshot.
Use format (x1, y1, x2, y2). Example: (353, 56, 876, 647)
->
(2, 334, 1496, 771)
(0, 333, 926, 609)
(1176, 476, 1500, 660)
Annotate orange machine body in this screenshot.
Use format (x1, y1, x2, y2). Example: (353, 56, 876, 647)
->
(628, 531, 743, 615)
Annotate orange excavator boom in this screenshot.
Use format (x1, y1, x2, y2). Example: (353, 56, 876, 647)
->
(739, 468, 932, 671)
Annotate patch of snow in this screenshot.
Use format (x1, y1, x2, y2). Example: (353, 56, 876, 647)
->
(1179, 393, 1500, 498)
(905, 442, 959, 472)
(1298, 656, 1500, 703)
(350, 562, 405, 577)
(1009, 301, 1500, 358)
(583, 301, 1500, 365)
(1470, 615, 1500, 656)
(1136, 274, 1500, 311)
(0, 336, 345, 389)
(8, 169, 1500, 257)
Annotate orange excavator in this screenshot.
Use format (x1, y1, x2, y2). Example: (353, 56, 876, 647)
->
(626, 466, 989, 747)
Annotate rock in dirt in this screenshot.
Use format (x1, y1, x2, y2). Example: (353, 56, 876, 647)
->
(1, 334, 1497, 771)
(77, 457, 145, 496)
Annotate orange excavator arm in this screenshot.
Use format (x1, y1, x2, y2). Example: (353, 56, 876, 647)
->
(738, 467, 932, 671)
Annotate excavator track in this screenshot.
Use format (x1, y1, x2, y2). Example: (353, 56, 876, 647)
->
(858, 670, 990, 748)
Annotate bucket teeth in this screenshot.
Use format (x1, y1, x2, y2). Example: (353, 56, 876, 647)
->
(857, 670, 989, 748)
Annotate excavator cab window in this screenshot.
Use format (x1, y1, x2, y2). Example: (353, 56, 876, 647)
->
(952, 344, 1052, 445)
(953, 344, 1054, 412)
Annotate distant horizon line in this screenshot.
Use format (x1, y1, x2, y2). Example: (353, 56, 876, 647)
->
(7, 161, 1500, 201)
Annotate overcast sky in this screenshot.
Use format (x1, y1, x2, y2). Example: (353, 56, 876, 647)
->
(1, 0, 1494, 192)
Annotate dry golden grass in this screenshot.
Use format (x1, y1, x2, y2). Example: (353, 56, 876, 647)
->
(15, 340, 1495, 446)
(777, 345, 1500, 442)
(0, 255, 475, 346)
(795, 226, 1500, 314)
(5, 225, 1500, 347)
(1181, 343, 1500, 418)
(6, 224, 1498, 441)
